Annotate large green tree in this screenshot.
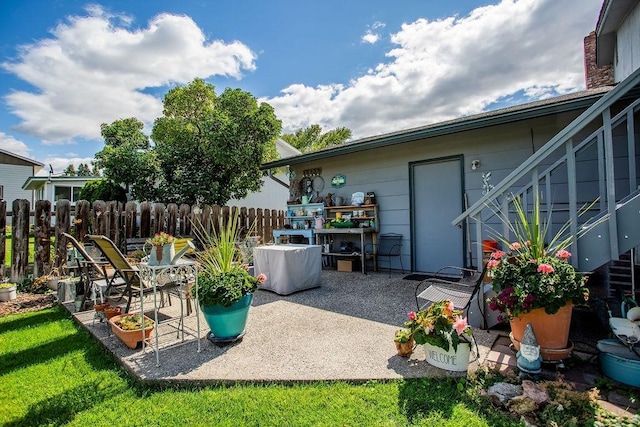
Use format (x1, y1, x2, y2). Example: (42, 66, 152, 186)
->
(79, 179, 127, 204)
(93, 117, 159, 201)
(281, 124, 351, 153)
(151, 78, 282, 205)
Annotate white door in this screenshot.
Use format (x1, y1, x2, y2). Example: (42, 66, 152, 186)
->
(411, 157, 464, 272)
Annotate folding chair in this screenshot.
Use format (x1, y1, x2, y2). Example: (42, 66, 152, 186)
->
(86, 235, 181, 314)
(364, 233, 404, 276)
(414, 265, 488, 328)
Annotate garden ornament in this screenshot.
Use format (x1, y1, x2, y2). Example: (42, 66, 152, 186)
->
(516, 323, 542, 375)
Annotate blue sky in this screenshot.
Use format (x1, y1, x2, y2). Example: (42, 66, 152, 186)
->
(0, 0, 602, 174)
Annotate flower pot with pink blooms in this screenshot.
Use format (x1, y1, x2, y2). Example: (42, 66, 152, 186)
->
(401, 300, 475, 371)
(485, 194, 591, 361)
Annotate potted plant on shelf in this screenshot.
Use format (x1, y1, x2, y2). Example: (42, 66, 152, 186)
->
(403, 300, 475, 371)
(146, 232, 176, 265)
(486, 194, 591, 361)
(393, 328, 414, 357)
(108, 313, 155, 349)
(193, 213, 266, 343)
(0, 282, 17, 302)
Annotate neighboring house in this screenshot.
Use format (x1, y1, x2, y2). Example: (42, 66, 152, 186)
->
(231, 138, 301, 210)
(0, 148, 43, 212)
(262, 0, 640, 294)
(22, 174, 99, 210)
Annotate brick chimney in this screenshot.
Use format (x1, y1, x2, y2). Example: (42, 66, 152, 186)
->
(584, 31, 614, 89)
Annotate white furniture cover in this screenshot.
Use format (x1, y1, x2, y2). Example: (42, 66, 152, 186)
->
(253, 244, 322, 295)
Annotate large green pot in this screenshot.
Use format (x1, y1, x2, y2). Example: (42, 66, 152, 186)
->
(201, 294, 253, 342)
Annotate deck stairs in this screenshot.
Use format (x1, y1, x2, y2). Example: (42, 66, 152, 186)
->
(454, 66, 640, 300)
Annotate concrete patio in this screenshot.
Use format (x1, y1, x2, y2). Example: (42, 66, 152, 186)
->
(67, 270, 499, 384)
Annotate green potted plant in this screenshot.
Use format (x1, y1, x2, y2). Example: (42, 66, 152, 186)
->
(402, 300, 474, 371)
(108, 313, 155, 349)
(193, 213, 266, 343)
(486, 194, 591, 361)
(0, 281, 17, 302)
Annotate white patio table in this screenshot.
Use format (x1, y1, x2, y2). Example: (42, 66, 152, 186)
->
(253, 244, 322, 295)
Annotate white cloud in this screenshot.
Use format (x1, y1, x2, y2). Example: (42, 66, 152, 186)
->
(0, 132, 31, 158)
(267, 0, 603, 139)
(3, 6, 256, 143)
(362, 32, 379, 44)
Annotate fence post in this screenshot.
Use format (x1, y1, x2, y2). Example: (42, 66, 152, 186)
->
(75, 200, 90, 242)
(124, 202, 138, 238)
(93, 200, 106, 236)
(140, 202, 152, 238)
(180, 204, 191, 236)
(256, 208, 264, 243)
(167, 203, 178, 236)
(0, 201, 5, 278)
(34, 200, 51, 277)
(11, 199, 30, 282)
(55, 199, 71, 271)
(153, 203, 166, 235)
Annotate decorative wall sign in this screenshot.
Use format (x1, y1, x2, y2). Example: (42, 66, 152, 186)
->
(331, 174, 346, 188)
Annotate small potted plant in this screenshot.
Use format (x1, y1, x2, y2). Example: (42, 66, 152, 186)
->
(402, 300, 474, 372)
(146, 232, 176, 265)
(394, 328, 414, 357)
(108, 313, 155, 349)
(0, 281, 17, 302)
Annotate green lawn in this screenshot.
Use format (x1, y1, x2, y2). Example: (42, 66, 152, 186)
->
(0, 307, 633, 426)
(4, 236, 38, 267)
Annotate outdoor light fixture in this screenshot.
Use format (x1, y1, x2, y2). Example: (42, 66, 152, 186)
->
(471, 160, 480, 170)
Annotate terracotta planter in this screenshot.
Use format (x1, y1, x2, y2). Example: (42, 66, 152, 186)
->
(104, 306, 122, 320)
(509, 301, 573, 361)
(109, 314, 155, 349)
(481, 239, 499, 252)
(94, 302, 110, 312)
(395, 338, 415, 357)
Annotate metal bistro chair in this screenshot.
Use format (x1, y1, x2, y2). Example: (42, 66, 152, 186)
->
(414, 265, 488, 328)
(366, 233, 404, 276)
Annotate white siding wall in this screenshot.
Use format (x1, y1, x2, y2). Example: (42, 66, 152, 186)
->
(290, 110, 588, 271)
(615, 4, 640, 82)
(0, 164, 35, 211)
(231, 172, 289, 211)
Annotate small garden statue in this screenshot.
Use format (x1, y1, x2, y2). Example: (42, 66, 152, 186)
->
(516, 323, 542, 376)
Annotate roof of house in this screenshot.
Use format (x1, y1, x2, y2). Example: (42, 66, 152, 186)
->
(22, 175, 100, 191)
(261, 86, 613, 169)
(0, 148, 44, 167)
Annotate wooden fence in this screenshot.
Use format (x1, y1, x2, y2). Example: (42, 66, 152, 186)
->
(1, 198, 285, 282)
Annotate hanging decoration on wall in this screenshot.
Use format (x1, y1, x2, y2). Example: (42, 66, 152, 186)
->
(331, 174, 346, 188)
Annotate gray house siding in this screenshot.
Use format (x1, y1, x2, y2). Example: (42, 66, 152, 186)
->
(615, 4, 640, 82)
(289, 109, 593, 272)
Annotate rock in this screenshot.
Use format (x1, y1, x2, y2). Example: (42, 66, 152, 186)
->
(508, 395, 537, 415)
(521, 380, 549, 405)
(487, 382, 523, 406)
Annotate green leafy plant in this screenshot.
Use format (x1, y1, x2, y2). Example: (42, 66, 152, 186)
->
(403, 300, 474, 352)
(113, 314, 153, 331)
(0, 282, 16, 289)
(394, 328, 413, 343)
(486, 195, 590, 321)
(193, 212, 265, 307)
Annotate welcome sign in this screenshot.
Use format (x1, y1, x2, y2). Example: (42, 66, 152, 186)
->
(424, 342, 471, 372)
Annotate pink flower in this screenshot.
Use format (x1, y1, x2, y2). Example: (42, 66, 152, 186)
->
(510, 242, 521, 250)
(487, 259, 501, 269)
(446, 301, 455, 313)
(407, 311, 416, 321)
(453, 315, 468, 335)
(491, 250, 506, 259)
(537, 263, 554, 274)
(257, 273, 267, 284)
(556, 250, 571, 259)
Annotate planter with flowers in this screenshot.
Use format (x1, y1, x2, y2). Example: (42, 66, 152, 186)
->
(146, 232, 175, 266)
(109, 313, 155, 349)
(402, 300, 475, 371)
(193, 213, 266, 343)
(486, 195, 590, 361)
